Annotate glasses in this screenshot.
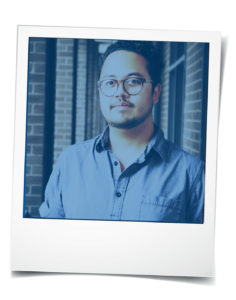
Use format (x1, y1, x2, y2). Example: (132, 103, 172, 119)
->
(97, 77, 153, 97)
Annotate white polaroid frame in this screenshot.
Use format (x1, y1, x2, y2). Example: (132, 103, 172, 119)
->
(11, 26, 221, 277)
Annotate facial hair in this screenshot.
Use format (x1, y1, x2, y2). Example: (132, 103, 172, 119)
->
(106, 105, 153, 130)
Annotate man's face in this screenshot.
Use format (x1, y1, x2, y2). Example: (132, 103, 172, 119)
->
(99, 50, 160, 129)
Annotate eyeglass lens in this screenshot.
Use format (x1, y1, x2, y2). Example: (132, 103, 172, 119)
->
(101, 78, 143, 96)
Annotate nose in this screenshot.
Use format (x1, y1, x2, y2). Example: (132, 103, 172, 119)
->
(114, 81, 128, 97)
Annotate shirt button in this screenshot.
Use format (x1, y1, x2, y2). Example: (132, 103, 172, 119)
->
(114, 161, 118, 166)
(116, 192, 121, 197)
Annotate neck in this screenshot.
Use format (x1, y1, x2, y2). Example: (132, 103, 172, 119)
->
(109, 116, 155, 151)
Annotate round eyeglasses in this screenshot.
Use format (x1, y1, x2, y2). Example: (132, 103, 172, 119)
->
(97, 77, 153, 97)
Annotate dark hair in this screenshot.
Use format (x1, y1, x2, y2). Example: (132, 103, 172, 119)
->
(98, 40, 164, 88)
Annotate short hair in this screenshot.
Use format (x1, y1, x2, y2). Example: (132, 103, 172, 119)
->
(98, 40, 164, 88)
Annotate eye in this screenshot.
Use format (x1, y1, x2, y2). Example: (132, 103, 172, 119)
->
(127, 78, 142, 86)
(104, 79, 116, 88)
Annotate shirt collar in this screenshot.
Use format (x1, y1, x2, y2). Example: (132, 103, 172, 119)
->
(145, 125, 169, 161)
(95, 126, 110, 152)
(95, 124, 169, 161)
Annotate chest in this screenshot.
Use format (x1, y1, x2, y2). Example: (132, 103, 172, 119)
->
(60, 152, 188, 221)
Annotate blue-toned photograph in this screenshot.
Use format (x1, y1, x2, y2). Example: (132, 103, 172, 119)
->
(24, 37, 209, 223)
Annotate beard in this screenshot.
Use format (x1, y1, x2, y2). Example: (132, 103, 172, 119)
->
(106, 107, 153, 130)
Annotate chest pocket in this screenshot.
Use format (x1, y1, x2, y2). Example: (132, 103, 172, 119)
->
(139, 194, 185, 223)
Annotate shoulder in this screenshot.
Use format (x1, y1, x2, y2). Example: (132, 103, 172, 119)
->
(165, 140, 204, 176)
(55, 135, 100, 164)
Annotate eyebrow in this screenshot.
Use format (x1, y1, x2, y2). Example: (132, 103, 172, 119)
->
(102, 72, 144, 79)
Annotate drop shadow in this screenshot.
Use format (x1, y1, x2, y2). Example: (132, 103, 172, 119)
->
(219, 35, 228, 112)
(11, 270, 215, 285)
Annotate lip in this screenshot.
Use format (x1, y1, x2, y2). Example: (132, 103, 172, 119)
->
(111, 103, 132, 109)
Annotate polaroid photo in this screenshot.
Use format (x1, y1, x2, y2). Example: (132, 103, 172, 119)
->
(11, 25, 221, 277)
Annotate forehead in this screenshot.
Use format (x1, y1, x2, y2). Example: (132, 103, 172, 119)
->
(100, 50, 150, 78)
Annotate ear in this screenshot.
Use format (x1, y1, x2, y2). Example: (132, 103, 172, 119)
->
(152, 84, 161, 105)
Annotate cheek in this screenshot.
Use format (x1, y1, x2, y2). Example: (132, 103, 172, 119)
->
(136, 97, 152, 113)
(99, 99, 110, 116)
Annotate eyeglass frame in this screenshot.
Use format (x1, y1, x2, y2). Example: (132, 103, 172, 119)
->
(97, 77, 153, 97)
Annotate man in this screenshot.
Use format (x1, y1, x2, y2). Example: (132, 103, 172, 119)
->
(39, 40, 204, 223)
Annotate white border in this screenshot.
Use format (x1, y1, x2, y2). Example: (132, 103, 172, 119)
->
(11, 26, 221, 277)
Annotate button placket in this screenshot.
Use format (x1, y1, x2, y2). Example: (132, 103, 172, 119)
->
(110, 175, 129, 220)
(109, 151, 121, 183)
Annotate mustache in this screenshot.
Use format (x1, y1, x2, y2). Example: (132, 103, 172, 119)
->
(110, 98, 134, 108)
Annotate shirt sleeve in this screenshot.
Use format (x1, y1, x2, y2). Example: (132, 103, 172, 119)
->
(186, 161, 205, 223)
(39, 157, 65, 218)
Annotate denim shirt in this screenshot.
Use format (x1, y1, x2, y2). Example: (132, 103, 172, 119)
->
(39, 126, 205, 223)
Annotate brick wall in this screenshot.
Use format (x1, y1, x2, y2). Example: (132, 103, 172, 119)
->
(85, 40, 106, 139)
(24, 38, 46, 217)
(158, 42, 170, 138)
(53, 39, 74, 163)
(75, 39, 88, 142)
(182, 43, 206, 157)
